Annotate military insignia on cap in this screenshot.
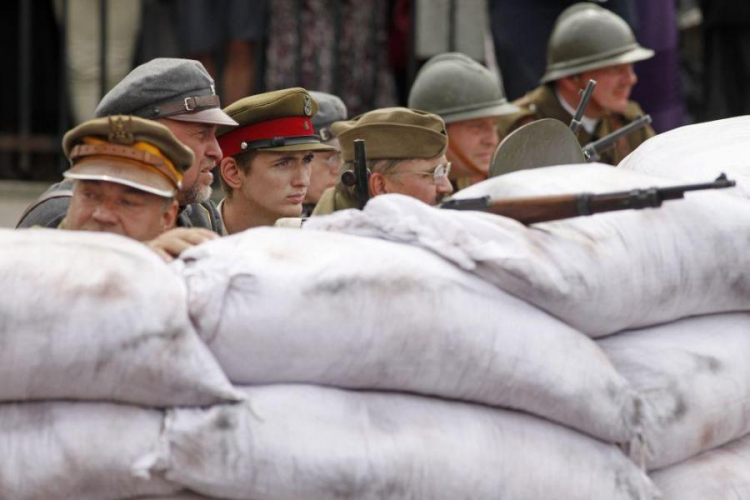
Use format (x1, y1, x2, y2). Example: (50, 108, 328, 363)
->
(320, 128, 332, 141)
(108, 116, 135, 144)
(304, 94, 312, 116)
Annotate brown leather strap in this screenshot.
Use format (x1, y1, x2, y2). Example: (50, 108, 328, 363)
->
(70, 143, 167, 168)
(153, 94, 221, 118)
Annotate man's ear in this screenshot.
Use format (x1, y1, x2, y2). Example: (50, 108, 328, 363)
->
(369, 172, 388, 196)
(162, 199, 179, 230)
(220, 157, 244, 191)
(556, 75, 583, 93)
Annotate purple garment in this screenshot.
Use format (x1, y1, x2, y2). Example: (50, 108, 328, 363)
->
(630, 0, 685, 133)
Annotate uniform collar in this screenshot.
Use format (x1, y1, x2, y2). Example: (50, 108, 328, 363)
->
(555, 89, 599, 134)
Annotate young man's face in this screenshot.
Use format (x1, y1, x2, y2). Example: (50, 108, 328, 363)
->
(382, 155, 454, 205)
(581, 63, 638, 114)
(237, 151, 314, 220)
(160, 119, 222, 205)
(65, 180, 177, 242)
(446, 117, 500, 176)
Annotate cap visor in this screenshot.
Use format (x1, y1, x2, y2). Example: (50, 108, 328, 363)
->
(63, 158, 176, 198)
(168, 107, 239, 126)
(444, 102, 522, 124)
(259, 142, 339, 153)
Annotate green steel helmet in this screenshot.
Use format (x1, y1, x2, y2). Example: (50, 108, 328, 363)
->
(541, 3, 654, 83)
(408, 52, 519, 124)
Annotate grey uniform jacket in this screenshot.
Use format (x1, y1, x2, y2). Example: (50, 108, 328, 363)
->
(15, 179, 225, 235)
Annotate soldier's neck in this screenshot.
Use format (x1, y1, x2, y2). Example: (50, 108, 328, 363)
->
(556, 85, 604, 120)
(222, 196, 279, 234)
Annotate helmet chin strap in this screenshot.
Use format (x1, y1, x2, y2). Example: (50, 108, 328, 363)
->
(448, 141, 487, 178)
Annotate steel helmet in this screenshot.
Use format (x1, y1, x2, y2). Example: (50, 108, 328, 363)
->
(408, 52, 519, 124)
(541, 3, 654, 83)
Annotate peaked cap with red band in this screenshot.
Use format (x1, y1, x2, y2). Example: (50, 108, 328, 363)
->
(217, 88, 338, 157)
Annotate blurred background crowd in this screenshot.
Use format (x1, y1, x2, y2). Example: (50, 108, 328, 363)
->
(0, 0, 746, 182)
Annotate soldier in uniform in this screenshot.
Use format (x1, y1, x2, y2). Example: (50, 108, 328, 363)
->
(312, 107, 452, 215)
(16, 58, 237, 235)
(59, 115, 218, 260)
(302, 91, 348, 217)
(216, 88, 338, 234)
(497, 3, 657, 165)
(408, 52, 519, 190)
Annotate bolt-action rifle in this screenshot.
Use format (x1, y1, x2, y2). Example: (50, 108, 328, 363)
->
(340, 139, 371, 209)
(583, 115, 653, 162)
(569, 79, 597, 136)
(440, 174, 736, 225)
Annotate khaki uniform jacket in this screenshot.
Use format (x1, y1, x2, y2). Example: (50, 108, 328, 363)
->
(497, 85, 656, 166)
(311, 186, 360, 216)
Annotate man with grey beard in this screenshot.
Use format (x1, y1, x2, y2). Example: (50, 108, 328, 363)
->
(17, 58, 237, 235)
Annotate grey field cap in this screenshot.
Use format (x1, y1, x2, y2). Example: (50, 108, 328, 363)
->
(541, 3, 654, 83)
(95, 58, 238, 127)
(308, 91, 348, 142)
(408, 52, 519, 124)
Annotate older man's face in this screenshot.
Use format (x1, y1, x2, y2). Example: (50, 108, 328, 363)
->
(582, 63, 638, 114)
(446, 117, 500, 177)
(383, 156, 454, 205)
(160, 119, 222, 206)
(65, 180, 177, 242)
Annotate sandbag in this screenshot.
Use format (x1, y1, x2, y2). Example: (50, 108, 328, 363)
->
(0, 228, 240, 406)
(599, 313, 750, 470)
(138, 385, 659, 500)
(0, 401, 179, 500)
(134, 495, 213, 499)
(179, 227, 641, 444)
(619, 116, 750, 198)
(650, 433, 750, 499)
(306, 164, 750, 336)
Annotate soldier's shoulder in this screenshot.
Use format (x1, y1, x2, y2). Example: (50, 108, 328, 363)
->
(15, 180, 75, 229)
(622, 100, 648, 120)
(498, 86, 560, 137)
(178, 200, 225, 235)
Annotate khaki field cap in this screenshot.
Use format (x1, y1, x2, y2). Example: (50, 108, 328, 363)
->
(333, 107, 448, 162)
(95, 58, 238, 126)
(62, 116, 194, 198)
(217, 88, 338, 156)
(408, 52, 519, 124)
(541, 3, 654, 83)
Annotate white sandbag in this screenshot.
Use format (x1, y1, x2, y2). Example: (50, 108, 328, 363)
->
(0, 228, 240, 406)
(650, 433, 750, 500)
(134, 495, 213, 500)
(619, 116, 750, 198)
(138, 385, 659, 500)
(306, 164, 750, 336)
(179, 227, 641, 444)
(599, 313, 750, 470)
(0, 401, 179, 500)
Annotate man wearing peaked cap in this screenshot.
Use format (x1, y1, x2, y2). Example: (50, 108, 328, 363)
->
(17, 58, 237, 238)
(497, 3, 656, 165)
(302, 91, 348, 216)
(312, 107, 453, 216)
(59, 116, 219, 258)
(217, 88, 337, 233)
